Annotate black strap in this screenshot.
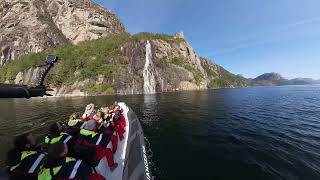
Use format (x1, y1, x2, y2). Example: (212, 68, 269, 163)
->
(92, 167, 98, 174)
(49, 167, 56, 178)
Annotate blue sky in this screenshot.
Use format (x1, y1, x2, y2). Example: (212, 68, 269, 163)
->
(95, 0, 320, 79)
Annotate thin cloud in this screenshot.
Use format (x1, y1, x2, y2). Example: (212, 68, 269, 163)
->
(207, 38, 280, 56)
(206, 16, 320, 56)
(284, 17, 320, 29)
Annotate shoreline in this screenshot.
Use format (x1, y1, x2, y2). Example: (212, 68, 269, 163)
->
(8, 84, 319, 100)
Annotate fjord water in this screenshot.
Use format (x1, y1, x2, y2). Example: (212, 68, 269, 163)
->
(1, 85, 320, 179)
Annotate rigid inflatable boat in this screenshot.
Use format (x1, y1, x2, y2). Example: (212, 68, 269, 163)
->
(95, 102, 152, 180)
(0, 103, 153, 180)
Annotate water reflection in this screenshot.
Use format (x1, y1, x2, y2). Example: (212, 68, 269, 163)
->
(142, 94, 159, 128)
(143, 94, 157, 118)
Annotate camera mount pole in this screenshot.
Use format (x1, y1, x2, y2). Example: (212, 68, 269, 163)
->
(36, 61, 55, 87)
(0, 55, 57, 99)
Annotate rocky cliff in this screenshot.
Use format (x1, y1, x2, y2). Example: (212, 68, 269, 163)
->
(0, 1, 248, 96)
(0, 0, 125, 66)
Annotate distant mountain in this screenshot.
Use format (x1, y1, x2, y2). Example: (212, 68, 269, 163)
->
(251, 73, 320, 86)
(288, 78, 320, 85)
(251, 73, 287, 86)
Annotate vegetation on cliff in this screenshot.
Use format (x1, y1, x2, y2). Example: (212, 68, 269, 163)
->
(204, 64, 249, 88)
(199, 58, 249, 88)
(170, 57, 204, 85)
(208, 72, 248, 88)
(82, 83, 115, 94)
(0, 32, 184, 93)
(0, 31, 249, 93)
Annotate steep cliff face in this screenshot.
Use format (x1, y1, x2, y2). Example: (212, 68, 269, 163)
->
(45, 0, 125, 44)
(0, 1, 248, 96)
(3, 33, 248, 96)
(0, 0, 125, 66)
(0, 0, 69, 66)
(114, 35, 208, 94)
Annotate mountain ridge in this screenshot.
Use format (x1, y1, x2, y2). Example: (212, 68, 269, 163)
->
(251, 72, 320, 86)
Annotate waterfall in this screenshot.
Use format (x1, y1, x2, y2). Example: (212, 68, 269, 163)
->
(143, 40, 156, 94)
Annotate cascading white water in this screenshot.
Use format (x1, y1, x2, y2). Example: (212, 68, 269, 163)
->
(143, 40, 156, 94)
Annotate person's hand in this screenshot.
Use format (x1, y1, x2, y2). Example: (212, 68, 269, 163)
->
(27, 133, 36, 146)
(98, 118, 103, 124)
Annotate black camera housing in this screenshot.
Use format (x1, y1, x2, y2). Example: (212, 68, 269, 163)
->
(46, 55, 58, 63)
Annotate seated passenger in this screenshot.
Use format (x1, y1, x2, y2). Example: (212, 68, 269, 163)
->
(68, 113, 83, 126)
(44, 123, 75, 156)
(66, 113, 84, 136)
(81, 103, 96, 120)
(100, 106, 109, 115)
(94, 110, 112, 134)
(45, 122, 74, 145)
(75, 120, 118, 171)
(111, 105, 126, 141)
(100, 117, 115, 136)
(94, 110, 105, 125)
(99, 107, 116, 135)
(38, 142, 105, 180)
(94, 110, 118, 153)
(6, 133, 46, 180)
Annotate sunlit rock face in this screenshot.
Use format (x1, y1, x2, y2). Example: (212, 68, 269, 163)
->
(46, 0, 125, 44)
(0, 0, 126, 66)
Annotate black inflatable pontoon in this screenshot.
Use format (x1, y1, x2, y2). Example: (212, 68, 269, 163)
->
(123, 105, 152, 180)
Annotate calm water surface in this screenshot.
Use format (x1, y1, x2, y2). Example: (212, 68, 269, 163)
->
(0, 85, 320, 180)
